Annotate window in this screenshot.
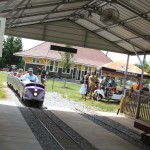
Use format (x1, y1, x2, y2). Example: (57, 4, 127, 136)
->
(85, 66, 91, 72)
(85, 66, 88, 71)
(88, 67, 91, 72)
(50, 61, 58, 72)
(33, 58, 39, 64)
(62, 68, 71, 74)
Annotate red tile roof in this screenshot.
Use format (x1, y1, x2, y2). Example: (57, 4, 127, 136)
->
(100, 60, 148, 75)
(14, 42, 112, 67)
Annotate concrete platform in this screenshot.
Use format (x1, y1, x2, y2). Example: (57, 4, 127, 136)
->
(0, 99, 142, 150)
(48, 106, 141, 150)
(0, 100, 42, 150)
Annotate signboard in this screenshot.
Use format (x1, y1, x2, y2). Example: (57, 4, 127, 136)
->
(0, 18, 6, 57)
(116, 69, 138, 77)
(50, 45, 77, 53)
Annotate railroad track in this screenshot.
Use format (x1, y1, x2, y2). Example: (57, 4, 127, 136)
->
(13, 89, 149, 150)
(17, 102, 98, 150)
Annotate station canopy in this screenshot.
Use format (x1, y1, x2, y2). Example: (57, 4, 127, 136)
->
(0, 0, 150, 55)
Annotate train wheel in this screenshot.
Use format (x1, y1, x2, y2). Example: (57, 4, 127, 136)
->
(38, 101, 43, 107)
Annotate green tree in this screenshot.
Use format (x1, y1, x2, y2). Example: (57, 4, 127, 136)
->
(135, 60, 150, 84)
(0, 36, 23, 67)
(60, 45, 75, 87)
(135, 61, 150, 74)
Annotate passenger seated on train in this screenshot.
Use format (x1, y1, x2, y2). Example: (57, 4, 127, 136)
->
(17, 68, 24, 78)
(13, 72, 17, 76)
(22, 68, 38, 83)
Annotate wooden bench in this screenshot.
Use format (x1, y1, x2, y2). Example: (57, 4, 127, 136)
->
(134, 120, 150, 144)
(134, 120, 150, 134)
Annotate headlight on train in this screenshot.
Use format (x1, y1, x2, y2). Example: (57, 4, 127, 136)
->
(34, 88, 38, 91)
(34, 92, 37, 96)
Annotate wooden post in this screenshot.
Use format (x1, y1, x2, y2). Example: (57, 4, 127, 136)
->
(135, 54, 146, 119)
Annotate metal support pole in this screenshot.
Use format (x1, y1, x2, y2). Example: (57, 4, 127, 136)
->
(123, 54, 130, 95)
(135, 53, 146, 119)
(24, 62, 26, 71)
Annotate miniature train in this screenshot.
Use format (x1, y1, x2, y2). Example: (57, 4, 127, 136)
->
(7, 73, 45, 106)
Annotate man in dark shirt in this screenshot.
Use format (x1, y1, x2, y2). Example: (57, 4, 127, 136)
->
(37, 65, 42, 76)
(41, 66, 47, 86)
(142, 85, 149, 92)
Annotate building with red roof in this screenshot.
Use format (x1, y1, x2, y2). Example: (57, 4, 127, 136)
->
(99, 60, 149, 79)
(14, 42, 112, 79)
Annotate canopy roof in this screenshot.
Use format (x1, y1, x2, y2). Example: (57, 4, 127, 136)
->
(0, 0, 150, 55)
(99, 60, 150, 79)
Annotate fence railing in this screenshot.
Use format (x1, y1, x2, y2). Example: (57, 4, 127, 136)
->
(122, 90, 150, 123)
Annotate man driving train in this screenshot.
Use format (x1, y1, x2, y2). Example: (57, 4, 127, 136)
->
(22, 68, 38, 83)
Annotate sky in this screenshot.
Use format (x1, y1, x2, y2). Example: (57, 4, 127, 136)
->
(22, 38, 150, 65)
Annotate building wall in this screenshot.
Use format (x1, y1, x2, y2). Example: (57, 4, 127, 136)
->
(24, 57, 98, 80)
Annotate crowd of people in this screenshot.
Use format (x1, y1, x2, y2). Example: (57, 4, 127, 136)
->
(9, 65, 47, 86)
(80, 72, 117, 100)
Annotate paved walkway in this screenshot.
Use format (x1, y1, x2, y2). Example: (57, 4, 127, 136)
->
(0, 100, 42, 150)
(95, 111, 143, 134)
(47, 106, 142, 150)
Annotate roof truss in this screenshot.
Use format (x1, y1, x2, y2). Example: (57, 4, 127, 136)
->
(0, 0, 149, 55)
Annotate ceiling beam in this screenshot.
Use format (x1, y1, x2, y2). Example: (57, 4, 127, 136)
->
(116, 0, 150, 22)
(8, 0, 32, 26)
(6, 7, 81, 20)
(86, 18, 146, 52)
(70, 19, 130, 54)
(6, 16, 66, 28)
(6, 0, 27, 17)
(1, 0, 90, 13)
(0, 0, 15, 13)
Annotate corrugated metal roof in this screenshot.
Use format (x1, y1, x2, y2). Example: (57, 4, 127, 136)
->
(14, 41, 112, 67)
(0, 0, 149, 55)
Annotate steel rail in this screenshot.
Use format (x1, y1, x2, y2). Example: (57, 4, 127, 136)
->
(39, 108, 89, 150)
(29, 107, 66, 150)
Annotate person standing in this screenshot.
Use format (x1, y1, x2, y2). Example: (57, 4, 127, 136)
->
(80, 72, 90, 100)
(88, 71, 98, 99)
(41, 66, 47, 86)
(37, 65, 42, 80)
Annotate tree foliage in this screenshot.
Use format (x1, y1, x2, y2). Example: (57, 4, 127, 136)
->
(60, 45, 75, 87)
(135, 61, 150, 84)
(0, 36, 23, 67)
(135, 61, 150, 75)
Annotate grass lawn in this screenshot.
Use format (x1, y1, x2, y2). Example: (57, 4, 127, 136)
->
(0, 72, 119, 112)
(0, 72, 8, 99)
(45, 79, 119, 112)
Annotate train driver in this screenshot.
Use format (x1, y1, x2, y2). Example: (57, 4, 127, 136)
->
(22, 68, 38, 83)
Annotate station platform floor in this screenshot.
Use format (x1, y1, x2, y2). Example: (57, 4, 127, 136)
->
(0, 100, 143, 150)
